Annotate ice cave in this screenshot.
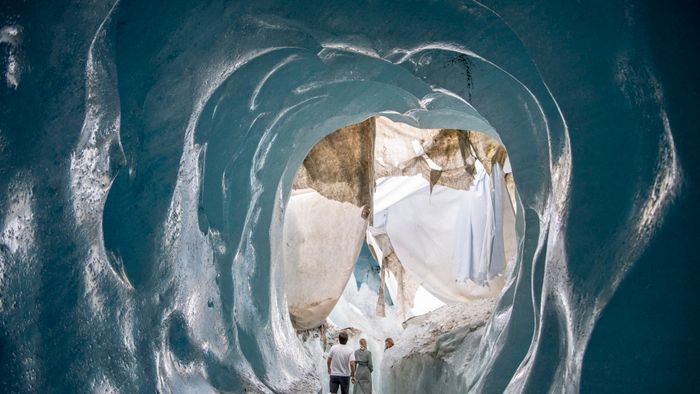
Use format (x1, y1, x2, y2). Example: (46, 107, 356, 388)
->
(0, 0, 697, 393)
(284, 116, 520, 392)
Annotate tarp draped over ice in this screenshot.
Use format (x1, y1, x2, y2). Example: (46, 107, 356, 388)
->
(292, 118, 375, 210)
(370, 166, 516, 303)
(285, 116, 517, 327)
(283, 119, 375, 330)
(373, 116, 477, 192)
(369, 118, 517, 303)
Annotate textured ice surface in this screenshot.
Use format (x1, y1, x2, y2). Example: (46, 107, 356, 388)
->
(0, 1, 687, 392)
(381, 299, 496, 393)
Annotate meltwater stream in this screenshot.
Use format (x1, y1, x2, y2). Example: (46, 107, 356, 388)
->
(0, 1, 696, 393)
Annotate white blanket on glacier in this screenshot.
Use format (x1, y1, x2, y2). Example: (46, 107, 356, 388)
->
(371, 163, 513, 302)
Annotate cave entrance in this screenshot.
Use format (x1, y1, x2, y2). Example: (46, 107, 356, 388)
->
(282, 116, 518, 389)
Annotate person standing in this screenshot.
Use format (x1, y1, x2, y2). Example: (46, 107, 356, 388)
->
(352, 338, 373, 394)
(327, 331, 356, 394)
(384, 337, 394, 351)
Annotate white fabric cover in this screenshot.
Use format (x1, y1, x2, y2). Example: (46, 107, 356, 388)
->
(373, 117, 441, 172)
(372, 162, 515, 303)
(283, 189, 368, 329)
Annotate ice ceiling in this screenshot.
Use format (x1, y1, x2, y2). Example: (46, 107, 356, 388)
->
(0, 0, 683, 393)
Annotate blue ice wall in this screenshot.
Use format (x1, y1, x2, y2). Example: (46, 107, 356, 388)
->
(0, 1, 696, 392)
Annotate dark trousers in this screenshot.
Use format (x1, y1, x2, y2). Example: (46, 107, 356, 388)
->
(329, 375, 350, 394)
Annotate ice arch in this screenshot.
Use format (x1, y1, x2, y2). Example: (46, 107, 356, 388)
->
(0, 2, 565, 390)
(0, 0, 682, 393)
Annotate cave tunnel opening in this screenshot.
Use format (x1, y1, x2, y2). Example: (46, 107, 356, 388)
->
(281, 115, 519, 391)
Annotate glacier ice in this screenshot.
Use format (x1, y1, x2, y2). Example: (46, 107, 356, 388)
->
(0, 0, 688, 392)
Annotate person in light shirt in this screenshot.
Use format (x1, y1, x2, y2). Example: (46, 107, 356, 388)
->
(327, 331, 356, 394)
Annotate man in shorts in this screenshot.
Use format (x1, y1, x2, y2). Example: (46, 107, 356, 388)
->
(327, 331, 355, 394)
